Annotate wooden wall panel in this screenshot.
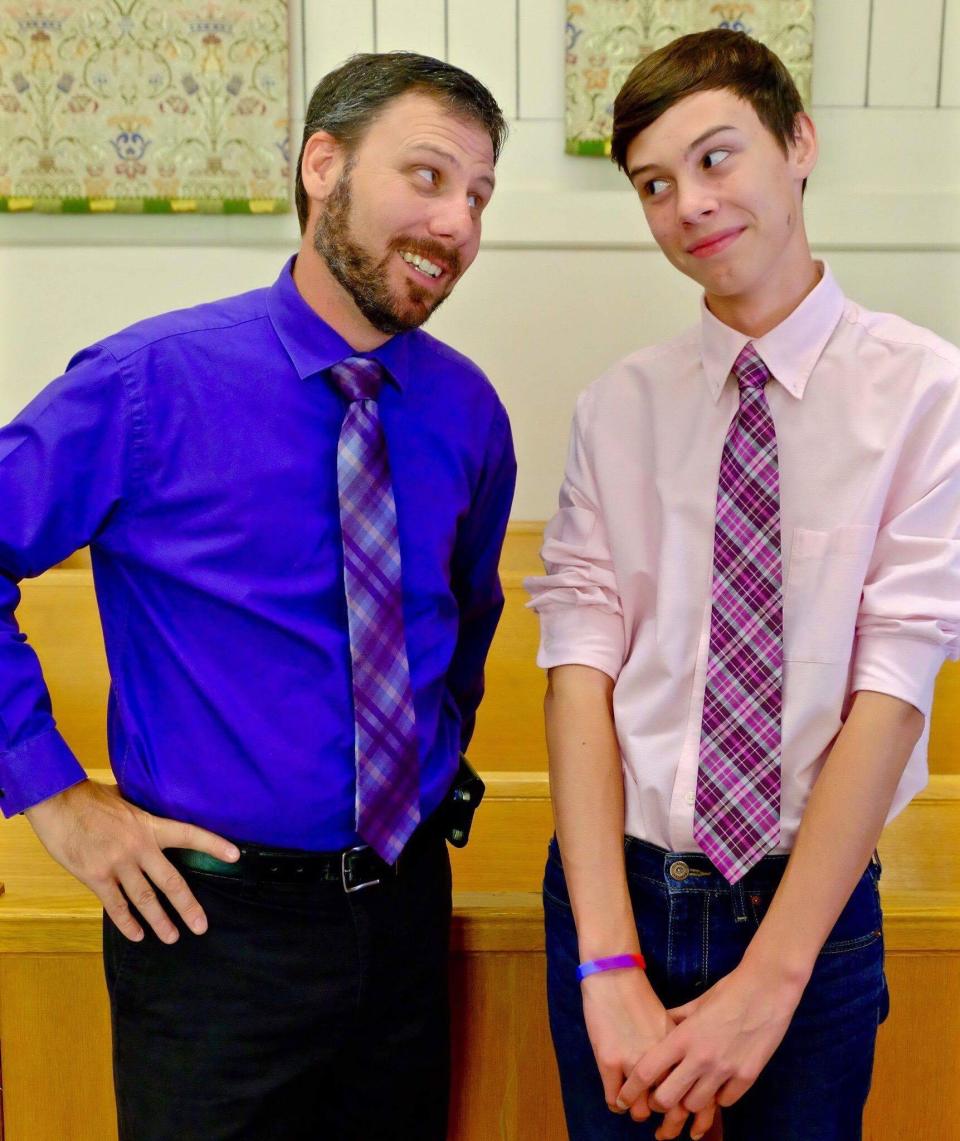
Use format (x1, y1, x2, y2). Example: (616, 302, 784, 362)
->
(866, 952, 960, 1138)
(929, 662, 960, 773)
(0, 777, 957, 1139)
(0, 956, 116, 1141)
(449, 950, 565, 1139)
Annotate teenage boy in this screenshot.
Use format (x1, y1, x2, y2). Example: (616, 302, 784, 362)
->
(526, 28, 960, 1141)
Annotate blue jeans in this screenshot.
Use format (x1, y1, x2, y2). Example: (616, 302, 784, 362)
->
(544, 835, 889, 1141)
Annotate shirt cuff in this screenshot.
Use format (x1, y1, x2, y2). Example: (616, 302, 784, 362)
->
(0, 727, 88, 817)
(536, 606, 625, 681)
(851, 633, 948, 716)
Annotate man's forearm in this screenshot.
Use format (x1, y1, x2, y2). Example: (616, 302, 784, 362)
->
(741, 689, 924, 984)
(545, 664, 638, 958)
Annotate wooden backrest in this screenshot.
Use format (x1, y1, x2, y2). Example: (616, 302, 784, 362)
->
(17, 527, 960, 774)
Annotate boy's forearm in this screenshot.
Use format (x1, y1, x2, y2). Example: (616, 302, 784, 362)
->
(741, 689, 924, 985)
(545, 664, 639, 958)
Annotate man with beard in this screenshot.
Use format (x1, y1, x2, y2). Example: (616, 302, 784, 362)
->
(0, 53, 514, 1141)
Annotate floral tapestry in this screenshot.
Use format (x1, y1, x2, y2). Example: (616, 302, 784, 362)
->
(0, 0, 290, 213)
(566, 1, 814, 156)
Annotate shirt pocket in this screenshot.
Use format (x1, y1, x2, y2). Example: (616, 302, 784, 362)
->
(782, 524, 876, 664)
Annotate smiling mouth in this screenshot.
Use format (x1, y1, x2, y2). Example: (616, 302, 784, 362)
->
(399, 250, 445, 280)
(686, 228, 745, 258)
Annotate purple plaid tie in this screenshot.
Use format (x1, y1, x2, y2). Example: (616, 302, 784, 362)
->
(694, 343, 783, 884)
(331, 357, 420, 864)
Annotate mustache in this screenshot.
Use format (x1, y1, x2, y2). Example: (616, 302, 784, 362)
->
(388, 235, 461, 278)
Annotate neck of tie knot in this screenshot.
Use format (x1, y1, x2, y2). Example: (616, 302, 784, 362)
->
(330, 357, 385, 403)
(732, 343, 770, 393)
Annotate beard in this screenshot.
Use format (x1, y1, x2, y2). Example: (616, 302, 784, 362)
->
(312, 166, 461, 336)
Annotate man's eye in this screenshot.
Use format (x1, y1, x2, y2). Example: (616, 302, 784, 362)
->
(467, 192, 483, 210)
(416, 168, 438, 185)
(644, 178, 670, 197)
(703, 148, 731, 170)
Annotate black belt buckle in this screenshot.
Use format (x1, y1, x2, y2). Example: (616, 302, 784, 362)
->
(341, 845, 382, 893)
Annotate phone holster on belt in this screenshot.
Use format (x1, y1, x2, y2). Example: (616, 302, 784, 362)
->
(442, 753, 485, 848)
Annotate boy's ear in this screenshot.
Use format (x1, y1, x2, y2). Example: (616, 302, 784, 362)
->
(789, 112, 818, 182)
(300, 131, 346, 209)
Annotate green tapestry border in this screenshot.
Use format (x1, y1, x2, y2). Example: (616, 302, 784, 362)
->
(565, 139, 613, 158)
(0, 197, 290, 215)
(565, 1, 814, 159)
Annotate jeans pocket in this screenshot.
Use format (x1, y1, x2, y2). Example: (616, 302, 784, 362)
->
(542, 842, 573, 912)
(745, 867, 883, 954)
(820, 867, 883, 955)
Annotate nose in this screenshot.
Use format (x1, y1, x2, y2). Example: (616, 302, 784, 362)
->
(675, 177, 718, 226)
(426, 193, 476, 248)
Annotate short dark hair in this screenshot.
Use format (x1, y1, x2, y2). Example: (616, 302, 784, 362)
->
(611, 29, 805, 173)
(295, 52, 507, 233)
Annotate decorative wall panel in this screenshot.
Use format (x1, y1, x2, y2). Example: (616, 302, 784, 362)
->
(0, 0, 290, 213)
(566, 0, 814, 155)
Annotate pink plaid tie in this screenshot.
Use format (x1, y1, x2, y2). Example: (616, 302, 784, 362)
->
(694, 343, 783, 884)
(331, 357, 420, 864)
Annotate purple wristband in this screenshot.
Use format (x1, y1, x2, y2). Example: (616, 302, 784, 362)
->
(576, 952, 647, 981)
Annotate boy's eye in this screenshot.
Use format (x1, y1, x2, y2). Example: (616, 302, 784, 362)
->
(467, 192, 483, 210)
(703, 148, 731, 170)
(644, 177, 670, 197)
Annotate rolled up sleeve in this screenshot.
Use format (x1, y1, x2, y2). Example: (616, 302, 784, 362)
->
(853, 367, 960, 715)
(525, 392, 625, 680)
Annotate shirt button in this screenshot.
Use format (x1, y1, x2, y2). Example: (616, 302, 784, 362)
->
(684, 791, 695, 805)
(669, 860, 690, 881)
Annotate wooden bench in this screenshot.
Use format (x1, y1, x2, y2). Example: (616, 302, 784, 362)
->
(22, 526, 960, 778)
(0, 527, 957, 1139)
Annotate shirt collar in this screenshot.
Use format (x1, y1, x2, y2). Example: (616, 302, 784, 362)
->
(699, 261, 846, 402)
(265, 255, 413, 391)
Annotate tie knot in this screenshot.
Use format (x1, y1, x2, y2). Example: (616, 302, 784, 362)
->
(732, 343, 770, 392)
(330, 357, 385, 403)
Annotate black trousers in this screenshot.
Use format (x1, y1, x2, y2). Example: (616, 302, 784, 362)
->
(103, 821, 452, 1141)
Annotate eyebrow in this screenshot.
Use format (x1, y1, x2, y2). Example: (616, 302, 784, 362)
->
(406, 143, 496, 192)
(626, 124, 737, 183)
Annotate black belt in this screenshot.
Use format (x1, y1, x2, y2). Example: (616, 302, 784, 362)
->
(167, 842, 396, 893)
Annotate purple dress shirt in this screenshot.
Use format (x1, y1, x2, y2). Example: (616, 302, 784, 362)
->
(0, 257, 516, 849)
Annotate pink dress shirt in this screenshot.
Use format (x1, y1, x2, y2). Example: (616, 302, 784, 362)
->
(526, 265, 960, 853)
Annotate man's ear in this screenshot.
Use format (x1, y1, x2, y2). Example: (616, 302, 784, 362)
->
(301, 130, 345, 208)
(789, 112, 818, 182)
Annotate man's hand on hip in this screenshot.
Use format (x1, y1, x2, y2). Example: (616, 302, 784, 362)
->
(25, 779, 240, 943)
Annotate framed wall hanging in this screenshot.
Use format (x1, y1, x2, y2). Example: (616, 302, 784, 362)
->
(0, 0, 290, 213)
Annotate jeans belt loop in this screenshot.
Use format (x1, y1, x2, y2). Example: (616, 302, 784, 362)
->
(730, 878, 749, 923)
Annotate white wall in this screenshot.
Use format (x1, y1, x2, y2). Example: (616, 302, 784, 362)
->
(2, 0, 959, 518)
